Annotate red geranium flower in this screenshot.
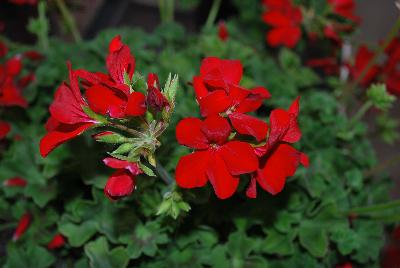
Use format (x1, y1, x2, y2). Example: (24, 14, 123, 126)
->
(350, 45, 380, 87)
(193, 57, 270, 141)
(175, 115, 258, 199)
(328, 0, 360, 23)
(248, 98, 309, 197)
(103, 157, 142, 200)
(3, 177, 27, 187)
(0, 56, 28, 108)
(40, 63, 98, 157)
(382, 38, 400, 96)
(47, 234, 66, 250)
(0, 120, 11, 139)
(76, 35, 146, 118)
(218, 21, 229, 42)
(262, 0, 303, 48)
(12, 213, 31, 241)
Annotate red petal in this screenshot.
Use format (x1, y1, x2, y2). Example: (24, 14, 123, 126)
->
(104, 170, 135, 200)
(175, 150, 210, 188)
(109, 35, 123, 53)
(229, 112, 269, 142)
(103, 157, 142, 175)
(3, 177, 27, 187)
(246, 176, 257, 198)
(206, 152, 239, 199)
(6, 56, 22, 76)
(193, 76, 209, 100)
(236, 86, 271, 113)
(218, 21, 229, 41)
(85, 84, 126, 117)
(12, 213, 31, 241)
(47, 234, 66, 250)
(176, 118, 209, 149)
(219, 141, 258, 175)
(147, 73, 160, 89)
(201, 115, 231, 145)
(106, 37, 135, 84)
(229, 84, 250, 106)
(262, 11, 291, 27)
(0, 121, 11, 139)
(199, 90, 232, 117)
(267, 27, 286, 47)
(40, 122, 94, 157)
(0, 79, 28, 108)
(283, 27, 302, 48)
(200, 57, 243, 87)
(125, 92, 146, 116)
(0, 41, 8, 57)
(146, 86, 169, 112)
(23, 50, 43, 61)
(256, 144, 307, 195)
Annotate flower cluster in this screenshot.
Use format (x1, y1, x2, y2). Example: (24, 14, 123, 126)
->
(175, 57, 308, 199)
(0, 40, 40, 139)
(40, 35, 178, 200)
(261, 0, 359, 48)
(349, 39, 400, 96)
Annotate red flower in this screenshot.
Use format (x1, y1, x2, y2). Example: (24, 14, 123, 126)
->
(8, 0, 37, 5)
(350, 45, 380, 87)
(47, 234, 66, 250)
(103, 157, 142, 200)
(328, 0, 360, 23)
(23, 50, 43, 61)
(262, 0, 303, 48)
(40, 63, 98, 157)
(193, 57, 271, 141)
(12, 213, 31, 241)
(382, 38, 400, 96)
(76, 36, 146, 118)
(218, 21, 229, 41)
(248, 98, 308, 197)
(324, 25, 341, 44)
(0, 56, 28, 108)
(175, 115, 258, 199)
(3, 177, 27, 187)
(0, 120, 11, 139)
(146, 73, 169, 112)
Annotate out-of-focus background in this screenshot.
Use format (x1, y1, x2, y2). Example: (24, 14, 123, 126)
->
(1, 0, 398, 193)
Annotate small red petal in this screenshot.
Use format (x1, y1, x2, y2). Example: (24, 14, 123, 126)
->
(103, 157, 142, 175)
(246, 176, 257, 198)
(109, 35, 123, 53)
(12, 213, 31, 241)
(104, 170, 135, 200)
(85, 84, 126, 117)
(47, 234, 66, 250)
(229, 112, 269, 142)
(0, 121, 11, 139)
(3, 177, 27, 187)
(125, 92, 146, 116)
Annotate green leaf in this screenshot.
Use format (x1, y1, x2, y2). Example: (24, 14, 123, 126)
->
(5, 244, 55, 268)
(366, 83, 396, 111)
(85, 237, 129, 268)
(112, 143, 135, 155)
(139, 162, 156, 177)
(59, 221, 97, 247)
(24, 183, 57, 208)
(262, 229, 295, 256)
(298, 224, 328, 258)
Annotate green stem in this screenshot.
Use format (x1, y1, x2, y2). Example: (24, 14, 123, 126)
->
(345, 199, 400, 215)
(156, 160, 174, 185)
(109, 122, 145, 138)
(364, 153, 400, 177)
(342, 16, 400, 101)
(348, 100, 373, 127)
(205, 0, 222, 29)
(158, 0, 175, 24)
(37, 1, 49, 50)
(54, 0, 82, 42)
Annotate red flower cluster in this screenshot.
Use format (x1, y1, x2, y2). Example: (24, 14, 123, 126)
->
(176, 57, 308, 199)
(0, 41, 40, 139)
(262, 0, 303, 48)
(40, 35, 171, 200)
(349, 39, 400, 96)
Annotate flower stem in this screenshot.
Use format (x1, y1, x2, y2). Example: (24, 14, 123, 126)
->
(156, 160, 174, 185)
(158, 0, 175, 24)
(205, 0, 222, 29)
(109, 122, 145, 138)
(341, 15, 400, 101)
(364, 153, 400, 177)
(345, 199, 400, 215)
(36, 1, 50, 50)
(348, 100, 373, 127)
(54, 0, 82, 43)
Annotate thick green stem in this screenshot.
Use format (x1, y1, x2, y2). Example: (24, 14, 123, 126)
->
(364, 153, 400, 177)
(342, 16, 400, 101)
(37, 1, 49, 50)
(109, 122, 145, 138)
(345, 200, 400, 215)
(159, 0, 175, 24)
(205, 0, 222, 29)
(54, 0, 82, 42)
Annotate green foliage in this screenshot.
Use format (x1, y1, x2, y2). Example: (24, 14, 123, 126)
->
(367, 83, 396, 111)
(0, 4, 398, 267)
